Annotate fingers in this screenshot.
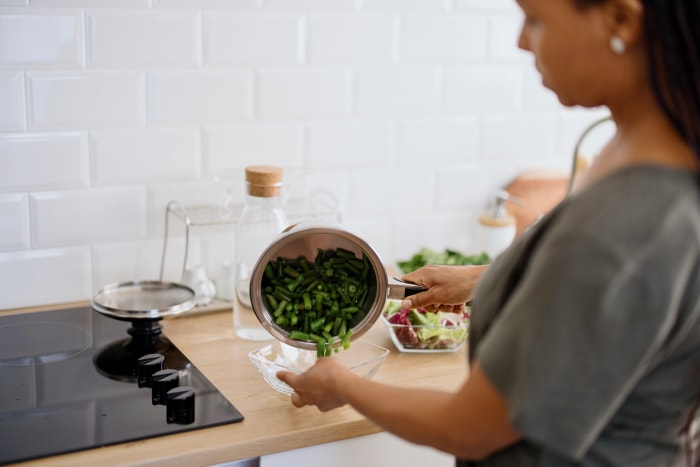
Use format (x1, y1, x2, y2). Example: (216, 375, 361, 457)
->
(290, 391, 306, 408)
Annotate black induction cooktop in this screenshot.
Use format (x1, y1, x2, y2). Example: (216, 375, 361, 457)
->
(0, 306, 244, 464)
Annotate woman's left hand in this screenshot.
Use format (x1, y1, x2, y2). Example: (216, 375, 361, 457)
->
(277, 357, 351, 412)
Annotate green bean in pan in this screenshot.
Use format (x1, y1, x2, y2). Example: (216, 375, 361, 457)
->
(260, 247, 373, 357)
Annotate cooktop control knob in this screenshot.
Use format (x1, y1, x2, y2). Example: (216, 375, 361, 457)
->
(137, 353, 164, 388)
(166, 386, 195, 425)
(151, 369, 179, 405)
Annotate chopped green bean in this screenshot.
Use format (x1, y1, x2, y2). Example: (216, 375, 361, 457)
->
(260, 246, 376, 354)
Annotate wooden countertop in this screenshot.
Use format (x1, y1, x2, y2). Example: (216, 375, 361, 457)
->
(9, 302, 468, 467)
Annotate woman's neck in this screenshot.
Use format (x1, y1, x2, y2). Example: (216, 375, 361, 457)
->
(573, 99, 698, 192)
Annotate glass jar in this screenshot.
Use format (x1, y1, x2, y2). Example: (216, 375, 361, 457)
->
(233, 165, 288, 340)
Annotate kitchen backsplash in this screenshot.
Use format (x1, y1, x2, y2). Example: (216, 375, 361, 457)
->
(0, 0, 608, 310)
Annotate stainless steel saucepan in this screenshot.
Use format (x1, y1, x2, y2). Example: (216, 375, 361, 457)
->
(248, 223, 425, 350)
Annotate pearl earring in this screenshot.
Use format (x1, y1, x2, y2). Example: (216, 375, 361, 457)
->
(610, 36, 626, 54)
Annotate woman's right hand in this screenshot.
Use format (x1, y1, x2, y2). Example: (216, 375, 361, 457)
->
(401, 264, 488, 312)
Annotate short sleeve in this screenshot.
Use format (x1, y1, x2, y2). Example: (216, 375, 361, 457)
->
(475, 227, 683, 460)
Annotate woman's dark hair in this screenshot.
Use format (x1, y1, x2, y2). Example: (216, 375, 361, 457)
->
(574, 0, 700, 159)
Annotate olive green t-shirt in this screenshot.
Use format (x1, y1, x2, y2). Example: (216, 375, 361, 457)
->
(460, 166, 700, 466)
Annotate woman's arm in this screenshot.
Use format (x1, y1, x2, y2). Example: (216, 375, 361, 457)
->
(277, 359, 520, 461)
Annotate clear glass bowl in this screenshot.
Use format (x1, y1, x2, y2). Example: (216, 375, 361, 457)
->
(381, 314, 468, 353)
(248, 340, 389, 395)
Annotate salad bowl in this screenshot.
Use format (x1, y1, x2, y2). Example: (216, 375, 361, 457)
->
(382, 302, 469, 353)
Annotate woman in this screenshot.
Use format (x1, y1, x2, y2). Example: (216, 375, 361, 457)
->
(277, 0, 700, 465)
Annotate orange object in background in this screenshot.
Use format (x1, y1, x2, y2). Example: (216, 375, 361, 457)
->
(504, 170, 570, 237)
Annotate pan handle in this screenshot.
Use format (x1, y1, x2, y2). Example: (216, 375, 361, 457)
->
(386, 277, 427, 300)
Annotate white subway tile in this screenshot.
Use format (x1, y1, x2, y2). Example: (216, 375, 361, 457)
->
(92, 239, 179, 288)
(558, 108, 614, 161)
(435, 164, 497, 212)
(443, 65, 522, 112)
(400, 15, 487, 62)
(0, 132, 88, 191)
(0, 247, 92, 310)
(30, 187, 147, 247)
(307, 121, 393, 168)
(148, 71, 253, 123)
(31, 0, 148, 6)
(523, 66, 561, 110)
(397, 117, 478, 165)
(0, 193, 29, 251)
(489, 14, 528, 61)
(204, 124, 303, 175)
(307, 14, 396, 64)
(256, 68, 352, 119)
(453, 0, 517, 12)
(349, 167, 435, 216)
(263, 0, 356, 10)
(341, 215, 393, 263)
(304, 169, 351, 222)
(204, 12, 301, 65)
(27, 71, 146, 129)
(154, 0, 258, 7)
(0, 0, 28, 5)
(89, 127, 200, 184)
(0, 8, 84, 68)
(88, 11, 200, 67)
(0, 71, 25, 131)
(355, 67, 441, 116)
(360, 0, 449, 11)
(482, 113, 558, 162)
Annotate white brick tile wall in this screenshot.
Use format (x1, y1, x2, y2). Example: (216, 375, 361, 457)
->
(355, 67, 441, 116)
(89, 127, 200, 184)
(204, 12, 302, 65)
(87, 10, 200, 68)
(400, 15, 488, 63)
(397, 117, 478, 165)
(523, 66, 562, 110)
(0, 132, 88, 191)
(155, 0, 258, 7)
(489, 14, 528, 61)
(443, 65, 522, 112)
(256, 68, 352, 119)
(27, 71, 146, 128)
(0, 1, 606, 309)
(349, 167, 435, 216)
(307, 121, 393, 168)
(205, 124, 304, 174)
(0, 193, 29, 251)
(360, 0, 449, 12)
(0, 9, 84, 68)
(0, 247, 92, 309)
(31, 0, 149, 6)
(482, 113, 560, 163)
(0, 71, 25, 131)
(263, 0, 357, 10)
(453, 0, 517, 12)
(30, 187, 147, 247)
(147, 71, 253, 123)
(307, 14, 397, 64)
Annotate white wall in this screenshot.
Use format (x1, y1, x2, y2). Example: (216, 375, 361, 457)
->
(0, 0, 608, 310)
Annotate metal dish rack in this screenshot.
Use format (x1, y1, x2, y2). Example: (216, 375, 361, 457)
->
(158, 201, 237, 283)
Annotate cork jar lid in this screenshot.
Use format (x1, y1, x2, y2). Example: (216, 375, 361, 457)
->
(245, 165, 284, 197)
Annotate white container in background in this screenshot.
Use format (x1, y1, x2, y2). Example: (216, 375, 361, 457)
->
(216, 261, 235, 302)
(182, 265, 216, 307)
(475, 190, 517, 260)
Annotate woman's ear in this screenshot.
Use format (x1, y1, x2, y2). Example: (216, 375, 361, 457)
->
(603, 0, 644, 47)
